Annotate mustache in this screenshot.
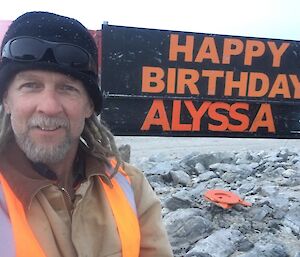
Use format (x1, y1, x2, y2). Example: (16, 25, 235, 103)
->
(27, 115, 69, 129)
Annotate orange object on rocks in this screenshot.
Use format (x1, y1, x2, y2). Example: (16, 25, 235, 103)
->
(204, 189, 252, 209)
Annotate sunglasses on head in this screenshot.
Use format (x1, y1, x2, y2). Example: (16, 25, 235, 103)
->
(1, 36, 98, 74)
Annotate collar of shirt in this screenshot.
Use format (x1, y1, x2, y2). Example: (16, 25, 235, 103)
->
(0, 139, 109, 211)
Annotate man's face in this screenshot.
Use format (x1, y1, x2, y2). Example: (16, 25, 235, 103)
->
(3, 70, 93, 163)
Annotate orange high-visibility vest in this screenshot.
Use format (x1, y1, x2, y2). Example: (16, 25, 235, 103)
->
(0, 160, 140, 257)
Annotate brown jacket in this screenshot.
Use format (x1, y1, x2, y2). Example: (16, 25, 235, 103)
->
(0, 141, 173, 257)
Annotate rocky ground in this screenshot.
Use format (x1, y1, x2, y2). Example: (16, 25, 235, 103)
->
(118, 138, 300, 257)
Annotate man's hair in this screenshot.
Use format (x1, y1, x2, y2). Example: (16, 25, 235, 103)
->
(0, 108, 122, 174)
(0, 107, 12, 150)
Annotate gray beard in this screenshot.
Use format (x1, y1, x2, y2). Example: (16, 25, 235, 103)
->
(15, 132, 72, 164)
(13, 115, 73, 164)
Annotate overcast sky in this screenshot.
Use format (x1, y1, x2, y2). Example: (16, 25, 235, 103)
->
(0, 0, 299, 41)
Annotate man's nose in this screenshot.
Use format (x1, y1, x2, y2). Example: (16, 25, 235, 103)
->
(36, 89, 63, 116)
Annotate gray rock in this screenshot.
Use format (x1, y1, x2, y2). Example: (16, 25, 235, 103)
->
(209, 163, 254, 180)
(260, 165, 275, 175)
(164, 190, 192, 211)
(146, 174, 164, 184)
(283, 205, 300, 236)
(186, 229, 247, 257)
(205, 178, 225, 189)
(197, 171, 218, 182)
(220, 164, 254, 183)
(260, 184, 279, 197)
(118, 144, 131, 162)
(150, 182, 172, 195)
(268, 195, 289, 219)
(188, 183, 209, 202)
(230, 220, 252, 236)
(144, 161, 173, 176)
(209, 163, 229, 175)
(235, 151, 253, 164)
(272, 166, 286, 177)
(236, 238, 254, 252)
(181, 152, 235, 170)
(282, 168, 296, 178)
(195, 162, 206, 174)
(237, 182, 256, 195)
(239, 241, 288, 257)
(277, 148, 293, 161)
(170, 170, 191, 186)
(252, 205, 273, 221)
(285, 173, 300, 186)
(164, 208, 213, 252)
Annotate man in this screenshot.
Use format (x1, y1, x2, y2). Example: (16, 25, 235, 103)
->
(0, 11, 173, 257)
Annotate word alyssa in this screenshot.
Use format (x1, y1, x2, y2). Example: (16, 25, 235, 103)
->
(141, 100, 275, 133)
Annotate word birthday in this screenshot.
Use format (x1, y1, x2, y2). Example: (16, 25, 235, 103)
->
(142, 67, 300, 99)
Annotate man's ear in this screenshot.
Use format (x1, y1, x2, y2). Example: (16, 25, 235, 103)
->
(2, 91, 10, 114)
(85, 99, 94, 118)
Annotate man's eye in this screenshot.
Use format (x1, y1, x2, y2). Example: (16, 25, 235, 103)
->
(20, 83, 40, 90)
(61, 85, 79, 92)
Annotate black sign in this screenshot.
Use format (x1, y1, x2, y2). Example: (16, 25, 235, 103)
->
(101, 24, 300, 138)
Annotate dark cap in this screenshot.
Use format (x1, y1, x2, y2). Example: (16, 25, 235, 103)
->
(0, 11, 103, 114)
